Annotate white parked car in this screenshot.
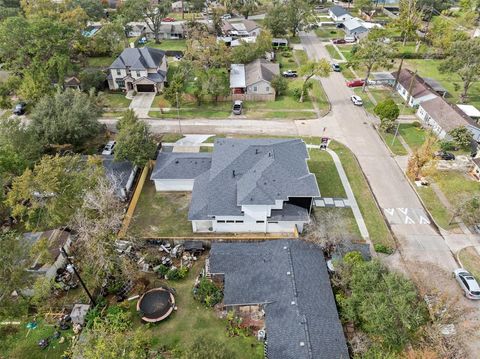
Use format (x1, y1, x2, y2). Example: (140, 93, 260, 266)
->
(102, 140, 116, 155)
(453, 268, 480, 300)
(350, 95, 363, 106)
(222, 14, 231, 19)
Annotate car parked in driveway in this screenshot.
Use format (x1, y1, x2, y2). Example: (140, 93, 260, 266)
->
(13, 102, 26, 115)
(162, 17, 176, 22)
(346, 79, 365, 88)
(453, 269, 480, 300)
(102, 140, 116, 155)
(332, 38, 346, 44)
(282, 70, 298, 78)
(232, 100, 243, 115)
(435, 151, 455, 160)
(350, 95, 363, 106)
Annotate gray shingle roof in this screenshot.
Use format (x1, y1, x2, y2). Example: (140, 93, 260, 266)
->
(420, 97, 471, 133)
(102, 155, 136, 197)
(188, 138, 320, 220)
(209, 240, 349, 359)
(330, 5, 349, 17)
(244, 59, 279, 86)
(150, 153, 212, 180)
(392, 69, 435, 99)
(109, 47, 165, 70)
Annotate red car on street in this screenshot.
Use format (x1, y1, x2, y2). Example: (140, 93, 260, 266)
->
(162, 17, 176, 22)
(346, 79, 365, 88)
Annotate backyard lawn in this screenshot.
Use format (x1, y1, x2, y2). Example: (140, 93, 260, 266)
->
(144, 39, 187, 52)
(86, 56, 115, 68)
(405, 59, 480, 108)
(1, 319, 73, 359)
(128, 180, 193, 237)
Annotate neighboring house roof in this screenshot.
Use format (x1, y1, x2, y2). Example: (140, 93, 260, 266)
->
(371, 72, 395, 81)
(424, 77, 447, 94)
(472, 157, 480, 167)
(343, 17, 368, 32)
(150, 153, 212, 180)
(188, 138, 320, 220)
(102, 155, 137, 198)
(209, 240, 349, 359)
(109, 47, 166, 70)
(231, 36, 256, 47)
(230, 64, 246, 88)
(222, 19, 260, 34)
(244, 59, 280, 87)
(392, 69, 435, 99)
(64, 76, 80, 86)
(458, 104, 480, 118)
(419, 97, 471, 133)
(329, 5, 349, 17)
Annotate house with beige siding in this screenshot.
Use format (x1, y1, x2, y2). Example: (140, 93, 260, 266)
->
(230, 59, 279, 101)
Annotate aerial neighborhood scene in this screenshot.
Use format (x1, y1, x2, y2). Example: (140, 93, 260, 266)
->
(2, 0, 480, 358)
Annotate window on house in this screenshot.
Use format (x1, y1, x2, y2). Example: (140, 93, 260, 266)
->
(235, 220, 244, 223)
(268, 221, 278, 224)
(226, 220, 235, 223)
(266, 86, 270, 92)
(253, 86, 257, 92)
(116, 69, 121, 76)
(256, 220, 265, 223)
(115, 80, 125, 88)
(217, 220, 226, 223)
(136, 71, 141, 77)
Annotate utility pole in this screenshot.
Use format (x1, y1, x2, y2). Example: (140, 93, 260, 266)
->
(176, 91, 182, 135)
(406, 69, 418, 106)
(391, 122, 401, 147)
(393, 56, 404, 91)
(61, 247, 95, 305)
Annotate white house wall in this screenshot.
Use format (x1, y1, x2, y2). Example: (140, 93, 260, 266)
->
(154, 179, 195, 191)
(247, 80, 274, 95)
(416, 106, 447, 139)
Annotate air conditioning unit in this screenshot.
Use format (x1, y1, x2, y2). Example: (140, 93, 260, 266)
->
(257, 329, 266, 341)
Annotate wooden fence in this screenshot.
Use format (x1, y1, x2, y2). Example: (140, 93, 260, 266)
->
(118, 161, 153, 238)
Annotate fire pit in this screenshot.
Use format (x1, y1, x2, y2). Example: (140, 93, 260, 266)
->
(137, 287, 175, 323)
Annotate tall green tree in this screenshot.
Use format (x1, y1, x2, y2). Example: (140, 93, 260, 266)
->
(31, 89, 102, 148)
(298, 59, 331, 102)
(87, 20, 126, 56)
(0, 0, 20, 20)
(114, 110, 157, 167)
(202, 69, 230, 102)
(0, 231, 30, 320)
(427, 16, 469, 55)
(233, 0, 259, 19)
(349, 29, 396, 91)
(69, 0, 104, 20)
(439, 39, 480, 102)
(396, 0, 422, 45)
(285, 0, 311, 37)
(5, 154, 102, 231)
(121, 0, 171, 44)
(448, 126, 473, 149)
(264, 4, 289, 36)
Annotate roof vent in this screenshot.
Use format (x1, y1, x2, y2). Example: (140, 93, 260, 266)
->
(175, 160, 179, 164)
(291, 301, 296, 305)
(283, 246, 287, 250)
(300, 342, 305, 347)
(287, 271, 291, 275)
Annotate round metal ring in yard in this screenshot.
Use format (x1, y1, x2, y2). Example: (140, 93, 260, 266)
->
(137, 287, 175, 323)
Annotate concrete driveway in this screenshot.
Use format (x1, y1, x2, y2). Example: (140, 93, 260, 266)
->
(129, 93, 155, 118)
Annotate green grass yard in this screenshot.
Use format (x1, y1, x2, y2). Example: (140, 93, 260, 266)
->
(144, 39, 187, 52)
(417, 185, 456, 230)
(379, 130, 409, 156)
(458, 247, 480, 280)
(325, 44, 342, 60)
(128, 180, 194, 237)
(399, 123, 426, 151)
(86, 56, 115, 68)
(308, 148, 346, 198)
(315, 27, 344, 39)
(405, 59, 480, 108)
(101, 92, 132, 108)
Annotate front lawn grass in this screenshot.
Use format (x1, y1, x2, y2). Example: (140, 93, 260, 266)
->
(405, 59, 480, 108)
(458, 247, 480, 280)
(367, 88, 415, 116)
(308, 148, 346, 198)
(379, 130, 409, 156)
(315, 27, 343, 39)
(0, 319, 73, 359)
(128, 180, 194, 237)
(325, 44, 342, 60)
(327, 140, 395, 250)
(144, 39, 187, 52)
(417, 185, 455, 230)
(430, 171, 480, 212)
(399, 123, 426, 151)
(336, 44, 354, 62)
(101, 92, 132, 108)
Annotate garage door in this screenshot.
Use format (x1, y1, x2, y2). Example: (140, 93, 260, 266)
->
(136, 84, 155, 92)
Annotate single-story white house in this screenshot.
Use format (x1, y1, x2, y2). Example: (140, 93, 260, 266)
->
(329, 5, 353, 22)
(416, 97, 477, 140)
(392, 69, 438, 107)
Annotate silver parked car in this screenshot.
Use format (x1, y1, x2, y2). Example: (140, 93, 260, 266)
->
(102, 140, 116, 155)
(453, 268, 480, 300)
(232, 100, 243, 115)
